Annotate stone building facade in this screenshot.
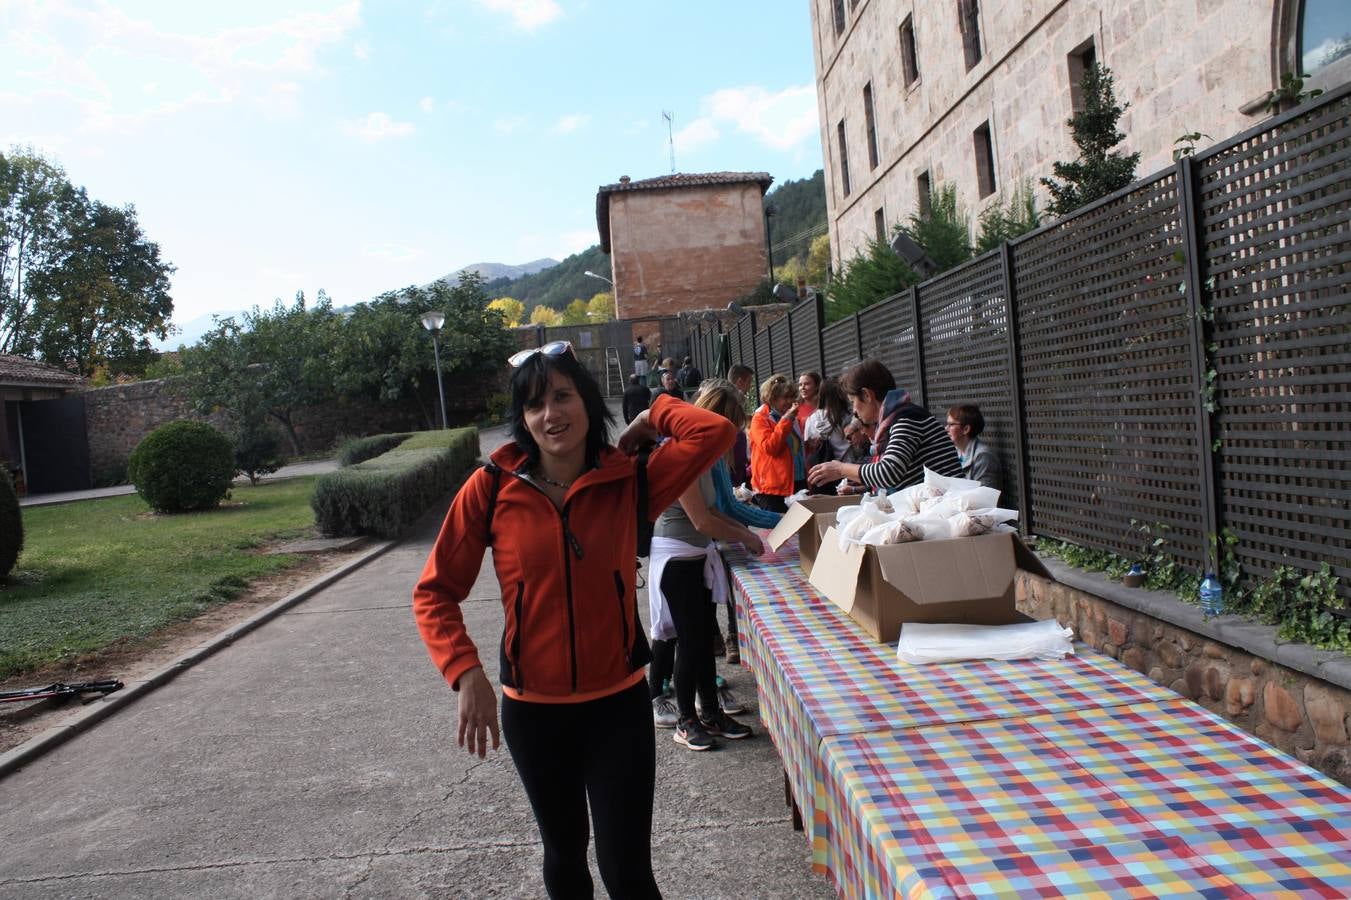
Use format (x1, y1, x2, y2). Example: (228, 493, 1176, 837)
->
(596, 172, 774, 320)
(809, 0, 1348, 265)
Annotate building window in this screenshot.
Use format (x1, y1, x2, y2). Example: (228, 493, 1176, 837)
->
(832, 0, 846, 36)
(1067, 38, 1097, 113)
(899, 15, 920, 87)
(1301, 0, 1351, 80)
(916, 170, 932, 218)
(863, 82, 879, 170)
(958, 0, 982, 70)
(875, 208, 886, 241)
(973, 121, 996, 198)
(837, 120, 852, 197)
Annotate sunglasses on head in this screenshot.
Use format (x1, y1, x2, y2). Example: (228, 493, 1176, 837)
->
(508, 340, 575, 368)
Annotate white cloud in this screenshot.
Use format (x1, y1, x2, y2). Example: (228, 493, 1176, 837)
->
(559, 228, 598, 255)
(363, 243, 422, 262)
(552, 113, 588, 134)
(343, 111, 416, 141)
(0, 1, 363, 133)
(623, 118, 649, 135)
(353, 40, 370, 61)
(673, 117, 719, 154)
(494, 115, 528, 134)
(474, 0, 562, 30)
(693, 83, 819, 152)
(420, 96, 435, 113)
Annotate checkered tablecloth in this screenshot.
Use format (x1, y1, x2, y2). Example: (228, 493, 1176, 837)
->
(725, 540, 1351, 898)
(728, 540, 1177, 870)
(818, 699, 1351, 898)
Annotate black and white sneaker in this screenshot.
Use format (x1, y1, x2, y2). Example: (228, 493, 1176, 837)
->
(674, 717, 717, 751)
(700, 711, 752, 740)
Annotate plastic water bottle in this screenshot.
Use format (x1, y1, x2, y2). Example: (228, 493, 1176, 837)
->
(1200, 572, 1224, 616)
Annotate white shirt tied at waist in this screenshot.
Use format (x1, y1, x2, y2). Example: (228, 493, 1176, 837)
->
(647, 535, 730, 642)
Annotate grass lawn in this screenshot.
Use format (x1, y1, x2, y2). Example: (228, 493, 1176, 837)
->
(0, 476, 321, 679)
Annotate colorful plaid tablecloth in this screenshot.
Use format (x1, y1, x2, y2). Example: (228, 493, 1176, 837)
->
(817, 699, 1351, 898)
(727, 540, 1177, 871)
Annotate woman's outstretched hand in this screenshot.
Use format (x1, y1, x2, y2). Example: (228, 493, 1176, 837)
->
(457, 666, 500, 758)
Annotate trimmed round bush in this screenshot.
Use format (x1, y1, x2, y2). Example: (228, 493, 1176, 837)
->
(0, 468, 23, 579)
(128, 420, 236, 513)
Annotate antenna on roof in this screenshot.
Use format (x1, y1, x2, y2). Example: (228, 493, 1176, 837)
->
(662, 110, 675, 173)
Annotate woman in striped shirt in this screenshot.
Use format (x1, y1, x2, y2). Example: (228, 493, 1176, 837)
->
(806, 359, 960, 492)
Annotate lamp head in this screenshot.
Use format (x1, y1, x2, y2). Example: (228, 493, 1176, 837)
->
(420, 310, 446, 332)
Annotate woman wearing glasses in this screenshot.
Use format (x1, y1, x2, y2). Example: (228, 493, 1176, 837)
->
(414, 341, 735, 899)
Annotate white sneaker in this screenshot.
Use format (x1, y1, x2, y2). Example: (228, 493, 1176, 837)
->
(652, 695, 679, 728)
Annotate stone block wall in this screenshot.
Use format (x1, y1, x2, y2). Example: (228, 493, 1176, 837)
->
(1017, 570, 1351, 788)
(82, 378, 496, 481)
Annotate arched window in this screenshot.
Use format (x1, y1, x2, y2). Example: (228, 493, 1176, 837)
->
(1297, 0, 1351, 91)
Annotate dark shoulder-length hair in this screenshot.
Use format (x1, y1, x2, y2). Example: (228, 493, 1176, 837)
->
(507, 351, 615, 468)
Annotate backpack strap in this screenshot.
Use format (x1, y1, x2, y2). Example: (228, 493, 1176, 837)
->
(635, 444, 653, 558)
(482, 462, 503, 545)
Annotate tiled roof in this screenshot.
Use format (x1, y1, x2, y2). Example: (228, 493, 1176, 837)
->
(0, 354, 85, 388)
(596, 171, 775, 252)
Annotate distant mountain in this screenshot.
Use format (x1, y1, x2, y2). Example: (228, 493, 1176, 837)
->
(153, 309, 248, 351)
(432, 258, 558, 286)
(765, 169, 827, 268)
(484, 245, 611, 311)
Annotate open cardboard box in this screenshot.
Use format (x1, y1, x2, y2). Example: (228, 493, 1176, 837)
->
(765, 494, 861, 576)
(809, 528, 1051, 643)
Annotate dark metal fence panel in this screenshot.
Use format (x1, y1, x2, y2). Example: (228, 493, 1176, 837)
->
(790, 299, 824, 376)
(755, 327, 771, 380)
(857, 292, 920, 404)
(731, 316, 750, 370)
(1197, 90, 1351, 592)
(823, 315, 861, 376)
(918, 250, 1022, 510)
(1012, 171, 1208, 568)
(769, 317, 793, 376)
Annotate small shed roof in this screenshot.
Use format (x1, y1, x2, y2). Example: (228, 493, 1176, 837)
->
(595, 171, 774, 253)
(0, 355, 85, 389)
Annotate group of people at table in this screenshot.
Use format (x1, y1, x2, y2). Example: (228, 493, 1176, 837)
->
(411, 340, 1007, 897)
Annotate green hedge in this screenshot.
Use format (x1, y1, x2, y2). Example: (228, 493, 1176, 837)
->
(312, 428, 480, 538)
(128, 420, 236, 513)
(336, 433, 412, 467)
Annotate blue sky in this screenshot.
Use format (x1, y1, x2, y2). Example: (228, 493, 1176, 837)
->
(0, 0, 824, 331)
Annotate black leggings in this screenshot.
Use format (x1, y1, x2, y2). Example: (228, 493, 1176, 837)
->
(659, 558, 719, 720)
(501, 681, 661, 899)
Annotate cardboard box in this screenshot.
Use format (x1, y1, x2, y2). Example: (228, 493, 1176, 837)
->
(808, 529, 1050, 643)
(766, 495, 861, 576)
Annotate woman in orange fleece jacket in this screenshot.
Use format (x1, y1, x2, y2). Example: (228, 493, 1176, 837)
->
(748, 373, 805, 513)
(414, 342, 734, 899)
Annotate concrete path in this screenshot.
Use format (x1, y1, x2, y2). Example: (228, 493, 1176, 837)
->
(0, 413, 833, 898)
(20, 459, 342, 508)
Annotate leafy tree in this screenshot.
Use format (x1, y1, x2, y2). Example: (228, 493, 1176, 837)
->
(529, 304, 561, 326)
(764, 170, 827, 268)
(773, 256, 808, 288)
(1041, 65, 1141, 218)
(27, 196, 174, 377)
(586, 292, 614, 321)
(806, 233, 832, 285)
(180, 292, 339, 455)
(900, 183, 972, 271)
(560, 298, 590, 325)
(487, 296, 524, 326)
(329, 272, 514, 428)
(975, 178, 1041, 254)
(0, 149, 70, 354)
(825, 238, 919, 323)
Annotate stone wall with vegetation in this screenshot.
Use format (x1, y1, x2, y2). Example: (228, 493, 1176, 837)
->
(82, 379, 440, 483)
(1017, 570, 1351, 788)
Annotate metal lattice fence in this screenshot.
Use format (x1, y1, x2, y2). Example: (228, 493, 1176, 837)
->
(790, 300, 824, 376)
(1197, 89, 1351, 588)
(823, 316, 861, 377)
(769, 317, 792, 376)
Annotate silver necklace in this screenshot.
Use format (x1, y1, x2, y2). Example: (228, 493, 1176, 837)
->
(534, 470, 575, 490)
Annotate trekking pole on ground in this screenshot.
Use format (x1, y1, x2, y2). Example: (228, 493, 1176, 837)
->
(0, 680, 125, 704)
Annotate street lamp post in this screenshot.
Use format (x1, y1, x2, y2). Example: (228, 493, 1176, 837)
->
(583, 270, 618, 319)
(420, 310, 449, 430)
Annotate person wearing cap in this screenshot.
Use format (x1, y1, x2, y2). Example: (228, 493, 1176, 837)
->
(806, 358, 960, 493)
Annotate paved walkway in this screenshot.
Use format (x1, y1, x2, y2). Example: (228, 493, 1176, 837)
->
(20, 459, 342, 508)
(0, 414, 832, 898)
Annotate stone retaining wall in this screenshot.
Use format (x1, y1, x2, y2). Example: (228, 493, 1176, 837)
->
(1017, 570, 1351, 788)
(81, 378, 490, 482)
